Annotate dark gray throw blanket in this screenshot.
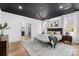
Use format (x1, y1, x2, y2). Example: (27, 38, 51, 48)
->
(48, 36, 58, 48)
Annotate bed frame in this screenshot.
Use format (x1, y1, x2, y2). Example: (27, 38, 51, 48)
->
(47, 28, 63, 35)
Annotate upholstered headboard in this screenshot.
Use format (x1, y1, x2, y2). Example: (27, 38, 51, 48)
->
(47, 28, 63, 35)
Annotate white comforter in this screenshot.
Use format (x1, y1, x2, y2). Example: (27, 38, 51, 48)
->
(34, 34, 62, 42)
(34, 34, 50, 42)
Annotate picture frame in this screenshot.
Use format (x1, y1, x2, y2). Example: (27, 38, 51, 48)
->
(50, 20, 59, 27)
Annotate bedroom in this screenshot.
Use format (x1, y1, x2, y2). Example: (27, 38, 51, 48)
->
(0, 3, 79, 56)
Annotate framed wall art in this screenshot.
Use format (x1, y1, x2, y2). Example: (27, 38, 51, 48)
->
(50, 20, 59, 27)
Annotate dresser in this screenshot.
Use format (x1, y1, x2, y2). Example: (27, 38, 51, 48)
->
(0, 35, 8, 56)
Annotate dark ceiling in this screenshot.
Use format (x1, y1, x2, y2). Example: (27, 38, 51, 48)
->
(0, 3, 79, 20)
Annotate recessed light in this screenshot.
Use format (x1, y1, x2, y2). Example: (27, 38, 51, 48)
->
(59, 6, 63, 9)
(18, 5, 23, 9)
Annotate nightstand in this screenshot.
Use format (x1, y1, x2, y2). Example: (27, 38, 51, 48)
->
(61, 35, 72, 44)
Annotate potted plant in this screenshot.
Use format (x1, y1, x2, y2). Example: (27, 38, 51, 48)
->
(0, 23, 10, 36)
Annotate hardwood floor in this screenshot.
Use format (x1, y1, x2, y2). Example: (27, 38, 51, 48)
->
(74, 44, 79, 56)
(8, 41, 30, 56)
(8, 35, 31, 56)
(21, 35, 31, 40)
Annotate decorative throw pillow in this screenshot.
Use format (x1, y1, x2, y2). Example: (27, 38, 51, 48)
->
(53, 31, 56, 35)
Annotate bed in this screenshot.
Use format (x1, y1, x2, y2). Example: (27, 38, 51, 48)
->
(34, 28, 63, 48)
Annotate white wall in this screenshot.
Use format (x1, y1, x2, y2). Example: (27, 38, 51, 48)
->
(0, 11, 42, 43)
(75, 11, 79, 43)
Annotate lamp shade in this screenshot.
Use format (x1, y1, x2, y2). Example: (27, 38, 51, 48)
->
(68, 25, 74, 32)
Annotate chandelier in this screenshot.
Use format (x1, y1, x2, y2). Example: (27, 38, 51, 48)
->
(36, 12, 46, 20)
(36, 5, 47, 20)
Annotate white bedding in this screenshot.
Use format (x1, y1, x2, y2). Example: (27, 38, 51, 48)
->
(34, 34, 49, 42)
(34, 34, 62, 42)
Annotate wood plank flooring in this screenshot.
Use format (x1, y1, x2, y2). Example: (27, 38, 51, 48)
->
(74, 45, 79, 56)
(8, 41, 30, 56)
(8, 35, 31, 56)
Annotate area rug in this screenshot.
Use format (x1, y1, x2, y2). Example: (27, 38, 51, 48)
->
(21, 39, 76, 56)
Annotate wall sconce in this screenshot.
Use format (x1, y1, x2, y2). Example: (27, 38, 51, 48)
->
(22, 22, 26, 26)
(44, 27, 47, 33)
(42, 25, 47, 34)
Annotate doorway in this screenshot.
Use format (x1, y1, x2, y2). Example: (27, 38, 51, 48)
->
(28, 24, 31, 38)
(21, 22, 31, 40)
